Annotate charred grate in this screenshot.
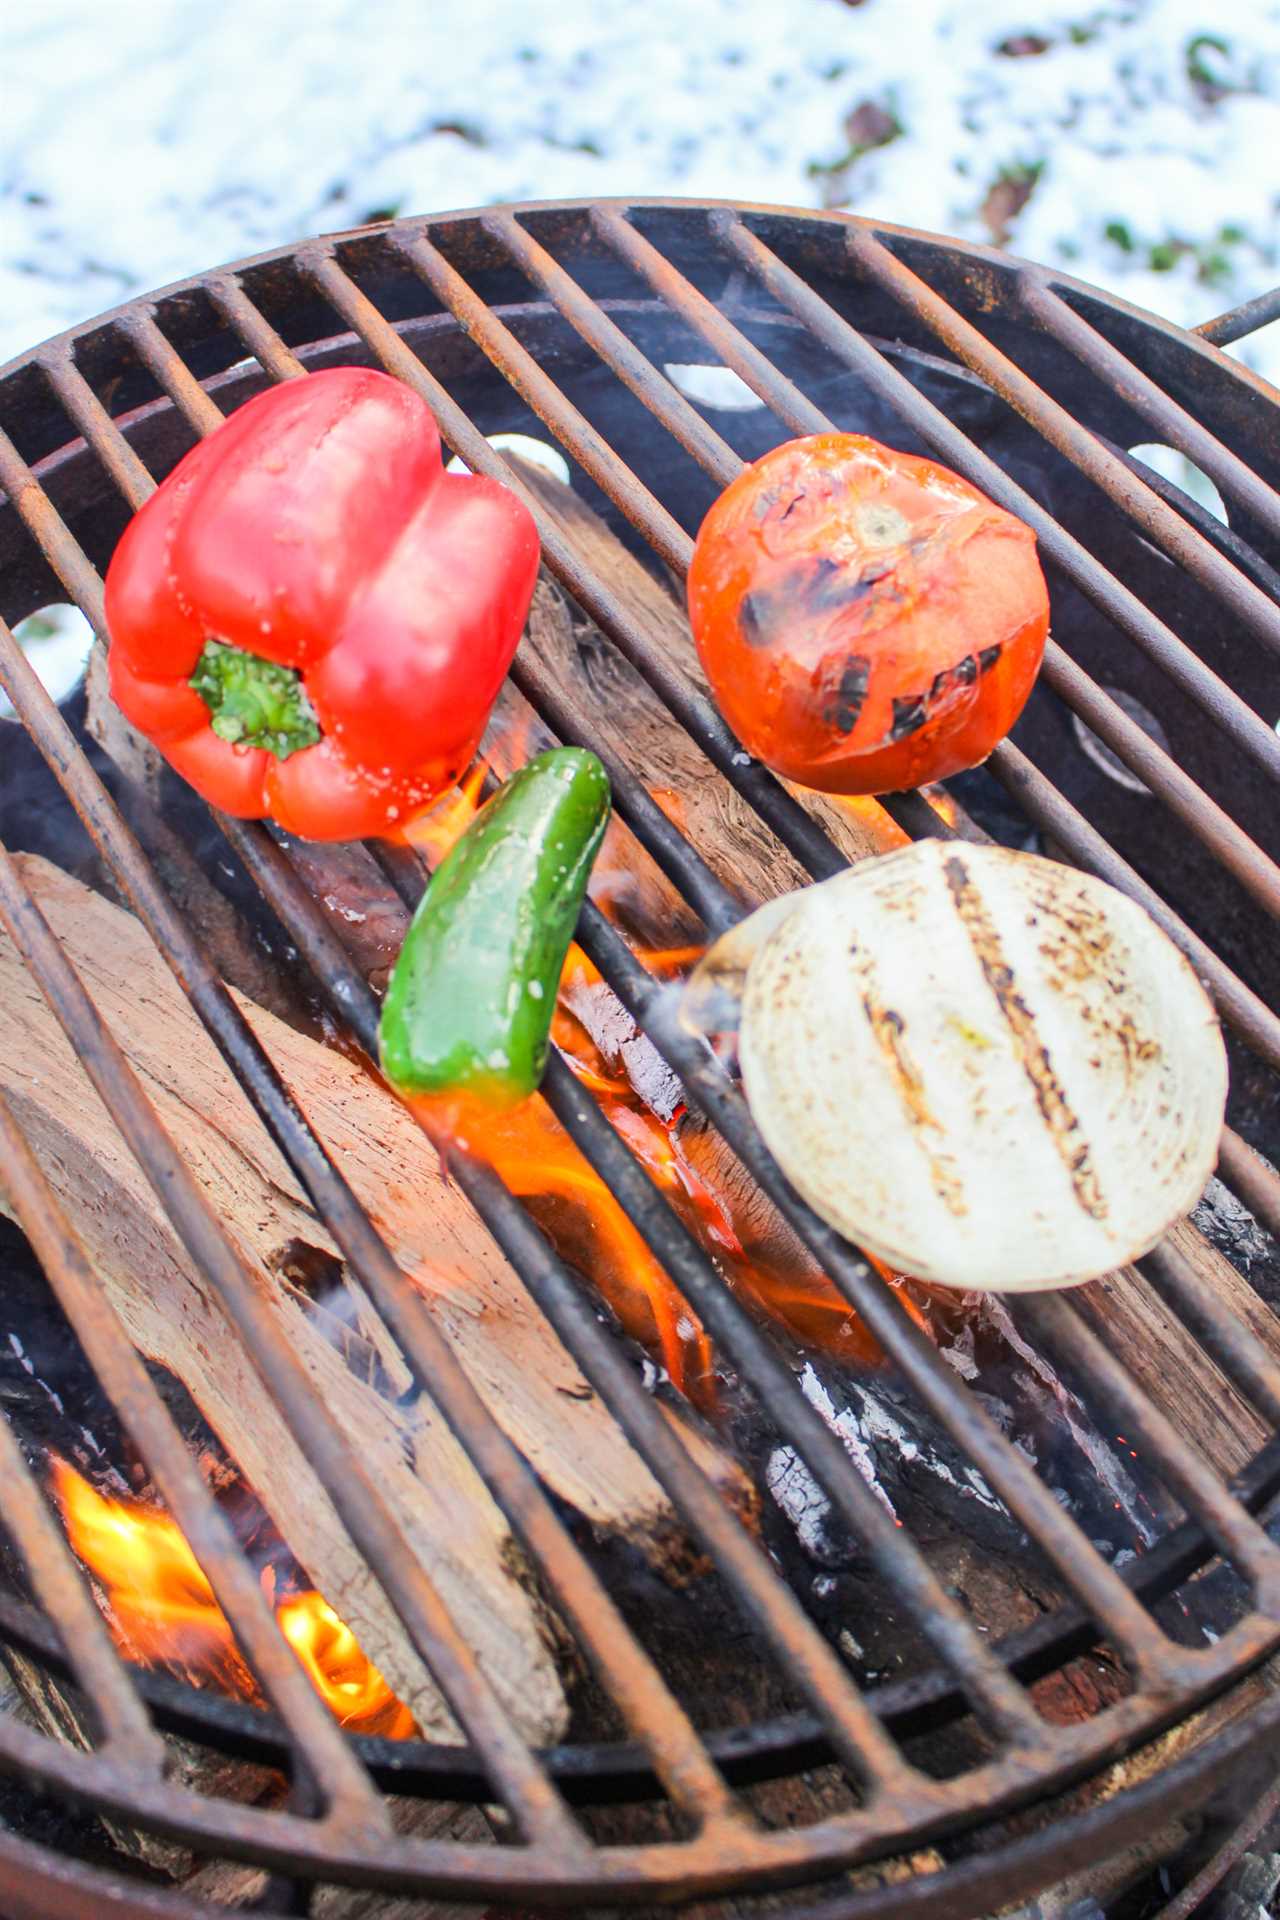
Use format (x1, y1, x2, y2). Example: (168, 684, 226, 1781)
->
(0, 198, 1278, 1916)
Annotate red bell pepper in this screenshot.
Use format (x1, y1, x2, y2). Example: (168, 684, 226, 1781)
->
(104, 367, 540, 841)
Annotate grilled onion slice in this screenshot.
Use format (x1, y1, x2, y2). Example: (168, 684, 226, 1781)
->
(734, 840, 1226, 1292)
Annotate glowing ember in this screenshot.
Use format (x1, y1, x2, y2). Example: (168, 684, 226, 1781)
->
(50, 1459, 415, 1739)
(632, 944, 707, 972)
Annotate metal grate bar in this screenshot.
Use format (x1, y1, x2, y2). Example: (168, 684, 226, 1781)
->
(0, 627, 743, 1835)
(1149, 1768, 1280, 1920)
(0, 424, 107, 629)
(503, 638, 739, 931)
(387, 231, 695, 574)
(0, 1080, 381, 1821)
(1021, 278, 1280, 537)
(1109, 436, 1280, 600)
(204, 276, 307, 381)
(706, 215, 1280, 804)
(591, 203, 831, 432)
(39, 350, 158, 506)
(576, 903, 1182, 1681)
(119, 309, 228, 437)
(478, 210, 743, 486)
(0, 827, 580, 1849)
(881, 786, 974, 843)
(594, 212, 1280, 927)
(0, 1281, 164, 1774)
(846, 230, 1280, 657)
(37, 356, 155, 515)
(1195, 284, 1280, 347)
(368, 847, 1041, 1750)
(986, 739, 1280, 1073)
(1032, 649, 1280, 919)
(1218, 1130, 1280, 1247)
(1015, 1292, 1280, 1598)
(1139, 1240, 1280, 1430)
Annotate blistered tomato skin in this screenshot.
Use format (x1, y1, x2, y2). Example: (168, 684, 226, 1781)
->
(686, 433, 1050, 794)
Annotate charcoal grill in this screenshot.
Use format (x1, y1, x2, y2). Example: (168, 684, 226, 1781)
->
(1, 197, 1280, 1918)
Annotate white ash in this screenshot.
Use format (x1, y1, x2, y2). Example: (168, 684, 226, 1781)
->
(848, 1380, 1005, 1514)
(978, 1295, 1162, 1546)
(766, 1446, 840, 1562)
(1194, 1173, 1277, 1274)
(938, 1321, 980, 1380)
(799, 1364, 898, 1517)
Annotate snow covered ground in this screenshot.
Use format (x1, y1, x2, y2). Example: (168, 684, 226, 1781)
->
(3, 0, 1279, 701)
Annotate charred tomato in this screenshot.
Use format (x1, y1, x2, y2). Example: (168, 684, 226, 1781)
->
(687, 433, 1050, 794)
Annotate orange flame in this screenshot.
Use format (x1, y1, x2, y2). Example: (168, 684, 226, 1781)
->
(275, 1594, 415, 1738)
(831, 794, 911, 849)
(921, 784, 960, 828)
(50, 1459, 415, 1739)
(393, 716, 937, 1398)
(402, 759, 489, 866)
(417, 1088, 717, 1399)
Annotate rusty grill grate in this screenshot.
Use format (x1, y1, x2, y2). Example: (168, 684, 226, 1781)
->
(0, 198, 1279, 1918)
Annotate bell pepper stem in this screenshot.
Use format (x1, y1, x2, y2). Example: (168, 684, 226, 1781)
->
(189, 638, 320, 758)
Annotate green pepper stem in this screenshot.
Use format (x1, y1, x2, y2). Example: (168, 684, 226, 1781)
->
(189, 638, 320, 759)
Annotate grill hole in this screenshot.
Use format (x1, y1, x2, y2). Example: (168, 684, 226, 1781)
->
(446, 434, 571, 486)
(663, 364, 766, 412)
(0, 606, 94, 719)
(1069, 688, 1171, 795)
(1128, 443, 1229, 526)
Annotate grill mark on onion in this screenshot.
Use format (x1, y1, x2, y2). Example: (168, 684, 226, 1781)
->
(849, 938, 969, 1218)
(942, 853, 1109, 1223)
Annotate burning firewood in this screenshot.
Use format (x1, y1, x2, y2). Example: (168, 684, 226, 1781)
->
(0, 852, 749, 1749)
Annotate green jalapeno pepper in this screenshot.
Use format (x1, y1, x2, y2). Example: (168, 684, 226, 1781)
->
(379, 747, 611, 1105)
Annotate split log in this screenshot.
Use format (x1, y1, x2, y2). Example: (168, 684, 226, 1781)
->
(0, 853, 745, 1748)
(1074, 1217, 1273, 1472)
